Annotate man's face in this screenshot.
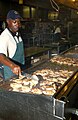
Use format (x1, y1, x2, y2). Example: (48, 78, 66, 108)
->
(7, 18, 21, 32)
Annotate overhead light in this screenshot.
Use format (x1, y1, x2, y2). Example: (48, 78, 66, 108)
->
(19, 0, 23, 4)
(72, 0, 75, 2)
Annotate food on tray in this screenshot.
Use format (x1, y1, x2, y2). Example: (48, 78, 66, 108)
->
(21, 86, 30, 92)
(6, 65, 74, 96)
(31, 88, 42, 94)
(10, 83, 22, 88)
(50, 56, 78, 67)
(0, 52, 77, 96)
(42, 89, 56, 95)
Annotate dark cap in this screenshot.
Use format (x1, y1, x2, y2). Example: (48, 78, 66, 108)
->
(7, 10, 22, 20)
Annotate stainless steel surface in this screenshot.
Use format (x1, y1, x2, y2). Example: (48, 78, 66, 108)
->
(0, 88, 65, 120)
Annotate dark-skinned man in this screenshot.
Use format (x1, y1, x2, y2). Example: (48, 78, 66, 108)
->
(0, 10, 25, 80)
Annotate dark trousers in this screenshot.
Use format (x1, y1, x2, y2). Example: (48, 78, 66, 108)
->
(53, 33, 61, 42)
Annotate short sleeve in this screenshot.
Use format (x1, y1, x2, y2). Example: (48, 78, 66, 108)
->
(0, 35, 8, 56)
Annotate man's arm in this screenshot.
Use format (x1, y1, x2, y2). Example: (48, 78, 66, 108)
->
(0, 54, 21, 76)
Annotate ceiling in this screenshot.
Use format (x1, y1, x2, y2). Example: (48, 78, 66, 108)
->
(55, 0, 78, 10)
(11, 0, 78, 10)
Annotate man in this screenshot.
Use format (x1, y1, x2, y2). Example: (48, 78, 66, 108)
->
(54, 24, 61, 42)
(0, 10, 25, 80)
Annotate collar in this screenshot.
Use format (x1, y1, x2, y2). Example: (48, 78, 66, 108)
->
(7, 27, 19, 37)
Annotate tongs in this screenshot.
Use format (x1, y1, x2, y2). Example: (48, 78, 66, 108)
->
(23, 73, 39, 81)
(19, 72, 39, 81)
(19, 72, 44, 81)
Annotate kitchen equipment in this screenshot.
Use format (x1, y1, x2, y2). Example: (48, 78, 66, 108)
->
(0, 45, 78, 120)
(0, 89, 65, 120)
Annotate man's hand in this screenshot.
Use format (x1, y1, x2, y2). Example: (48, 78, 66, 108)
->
(0, 54, 22, 76)
(10, 64, 21, 76)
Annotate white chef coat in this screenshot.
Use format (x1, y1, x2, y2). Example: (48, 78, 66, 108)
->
(0, 28, 25, 80)
(0, 28, 22, 58)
